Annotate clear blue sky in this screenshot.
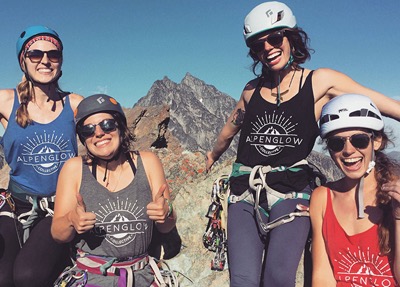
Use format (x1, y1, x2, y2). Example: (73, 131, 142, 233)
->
(1, 0, 400, 143)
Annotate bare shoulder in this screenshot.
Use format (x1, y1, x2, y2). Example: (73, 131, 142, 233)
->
(0, 89, 16, 118)
(312, 185, 328, 200)
(138, 151, 161, 166)
(68, 93, 84, 111)
(62, 156, 83, 172)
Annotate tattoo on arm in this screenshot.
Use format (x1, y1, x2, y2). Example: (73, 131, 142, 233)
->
(231, 108, 245, 126)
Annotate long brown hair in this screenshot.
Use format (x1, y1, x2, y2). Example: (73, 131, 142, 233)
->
(373, 130, 400, 258)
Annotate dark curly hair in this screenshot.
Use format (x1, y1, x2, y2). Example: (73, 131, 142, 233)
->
(248, 27, 314, 77)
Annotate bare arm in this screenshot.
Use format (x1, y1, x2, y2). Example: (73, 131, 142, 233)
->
(206, 83, 255, 172)
(141, 151, 176, 234)
(0, 89, 17, 129)
(51, 157, 96, 243)
(312, 68, 400, 121)
(310, 186, 337, 286)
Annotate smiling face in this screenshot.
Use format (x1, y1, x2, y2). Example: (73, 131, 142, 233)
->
(251, 30, 292, 71)
(327, 129, 382, 180)
(82, 112, 121, 160)
(21, 40, 62, 84)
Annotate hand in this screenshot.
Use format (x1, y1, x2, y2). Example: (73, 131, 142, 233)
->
(69, 193, 96, 234)
(147, 184, 169, 223)
(205, 151, 216, 173)
(383, 180, 400, 219)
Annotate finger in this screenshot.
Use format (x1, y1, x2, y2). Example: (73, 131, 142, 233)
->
(154, 184, 167, 202)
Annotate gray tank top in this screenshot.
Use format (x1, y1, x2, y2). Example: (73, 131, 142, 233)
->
(75, 154, 153, 259)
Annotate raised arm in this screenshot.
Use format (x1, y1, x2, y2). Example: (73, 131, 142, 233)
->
(313, 68, 400, 121)
(309, 186, 337, 287)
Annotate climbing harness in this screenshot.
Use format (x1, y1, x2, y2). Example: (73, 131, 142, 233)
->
(0, 179, 55, 244)
(54, 250, 182, 287)
(203, 176, 229, 271)
(229, 160, 311, 236)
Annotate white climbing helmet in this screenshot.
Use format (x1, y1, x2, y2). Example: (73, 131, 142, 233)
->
(243, 1, 297, 46)
(319, 94, 384, 139)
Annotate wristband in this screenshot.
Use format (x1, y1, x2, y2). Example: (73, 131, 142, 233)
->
(165, 198, 173, 218)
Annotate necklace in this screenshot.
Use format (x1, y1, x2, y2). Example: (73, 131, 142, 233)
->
(271, 69, 297, 106)
(105, 163, 124, 192)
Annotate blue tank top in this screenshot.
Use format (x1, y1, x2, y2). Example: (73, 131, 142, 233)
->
(1, 90, 78, 197)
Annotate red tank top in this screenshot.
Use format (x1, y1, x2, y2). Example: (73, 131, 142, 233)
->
(322, 188, 398, 286)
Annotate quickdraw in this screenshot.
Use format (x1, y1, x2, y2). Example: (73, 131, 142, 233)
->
(203, 176, 229, 271)
(54, 265, 88, 287)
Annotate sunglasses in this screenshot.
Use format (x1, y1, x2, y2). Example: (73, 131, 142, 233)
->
(326, 133, 372, 152)
(25, 49, 62, 63)
(78, 119, 118, 139)
(249, 30, 285, 53)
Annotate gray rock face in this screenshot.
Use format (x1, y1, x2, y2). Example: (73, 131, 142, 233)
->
(135, 73, 238, 158)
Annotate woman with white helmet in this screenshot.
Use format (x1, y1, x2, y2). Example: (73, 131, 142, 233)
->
(310, 94, 400, 286)
(0, 25, 83, 286)
(205, 1, 400, 286)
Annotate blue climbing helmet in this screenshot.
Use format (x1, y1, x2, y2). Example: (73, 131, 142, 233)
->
(16, 25, 63, 62)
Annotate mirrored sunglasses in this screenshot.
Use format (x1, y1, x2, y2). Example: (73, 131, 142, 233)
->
(78, 119, 117, 139)
(249, 30, 285, 53)
(25, 49, 62, 63)
(326, 133, 372, 152)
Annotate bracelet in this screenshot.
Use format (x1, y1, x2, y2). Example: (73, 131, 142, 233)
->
(165, 198, 174, 218)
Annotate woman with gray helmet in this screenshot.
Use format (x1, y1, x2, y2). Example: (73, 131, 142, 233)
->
(310, 94, 400, 286)
(0, 25, 83, 286)
(51, 94, 177, 286)
(205, 2, 400, 286)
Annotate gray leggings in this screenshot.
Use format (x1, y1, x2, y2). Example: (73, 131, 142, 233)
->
(227, 191, 311, 287)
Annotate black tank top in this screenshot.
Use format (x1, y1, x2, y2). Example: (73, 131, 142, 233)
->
(232, 70, 319, 194)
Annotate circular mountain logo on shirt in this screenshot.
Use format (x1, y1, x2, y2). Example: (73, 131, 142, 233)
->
(246, 111, 303, 157)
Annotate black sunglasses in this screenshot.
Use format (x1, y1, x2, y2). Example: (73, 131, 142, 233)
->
(326, 133, 372, 152)
(25, 49, 62, 63)
(249, 30, 285, 53)
(78, 119, 118, 139)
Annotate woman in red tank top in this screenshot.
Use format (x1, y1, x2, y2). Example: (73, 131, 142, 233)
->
(310, 94, 400, 286)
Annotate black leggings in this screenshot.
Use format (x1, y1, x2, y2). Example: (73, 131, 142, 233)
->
(0, 198, 71, 287)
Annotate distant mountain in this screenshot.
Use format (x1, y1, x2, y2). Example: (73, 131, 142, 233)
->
(134, 72, 238, 158)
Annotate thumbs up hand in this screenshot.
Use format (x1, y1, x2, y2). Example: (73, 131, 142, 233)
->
(147, 184, 170, 224)
(69, 193, 96, 234)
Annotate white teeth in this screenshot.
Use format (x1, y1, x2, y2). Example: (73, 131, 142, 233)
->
(95, 139, 109, 146)
(267, 51, 281, 60)
(343, 157, 361, 163)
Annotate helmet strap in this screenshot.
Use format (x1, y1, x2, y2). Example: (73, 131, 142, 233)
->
(357, 147, 376, 219)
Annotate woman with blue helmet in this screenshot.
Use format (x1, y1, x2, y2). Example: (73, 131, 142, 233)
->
(0, 25, 83, 286)
(206, 2, 400, 286)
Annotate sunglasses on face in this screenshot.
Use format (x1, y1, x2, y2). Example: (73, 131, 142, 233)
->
(326, 133, 372, 152)
(25, 49, 62, 63)
(78, 119, 118, 139)
(249, 30, 285, 54)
